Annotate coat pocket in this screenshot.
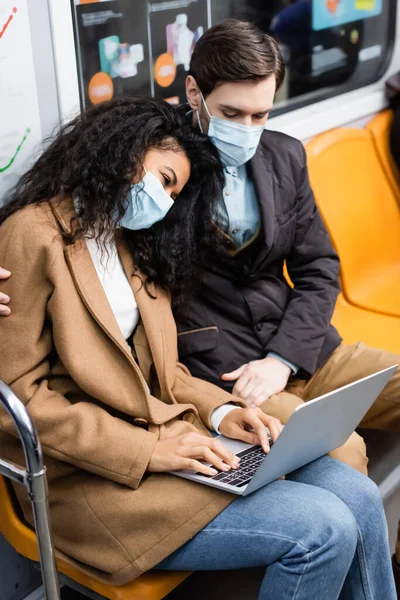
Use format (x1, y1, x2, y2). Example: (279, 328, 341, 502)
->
(177, 326, 219, 356)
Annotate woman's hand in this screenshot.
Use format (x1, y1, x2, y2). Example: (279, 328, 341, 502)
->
(148, 432, 240, 477)
(0, 268, 11, 316)
(219, 407, 283, 453)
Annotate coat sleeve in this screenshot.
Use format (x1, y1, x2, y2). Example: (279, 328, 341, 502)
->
(265, 143, 341, 376)
(173, 363, 244, 429)
(0, 209, 157, 489)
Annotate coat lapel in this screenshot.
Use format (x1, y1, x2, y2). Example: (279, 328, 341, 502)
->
(248, 143, 276, 268)
(117, 239, 177, 399)
(50, 198, 140, 366)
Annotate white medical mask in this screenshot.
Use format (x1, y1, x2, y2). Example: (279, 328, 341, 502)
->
(196, 91, 265, 167)
(119, 168, 174, 230)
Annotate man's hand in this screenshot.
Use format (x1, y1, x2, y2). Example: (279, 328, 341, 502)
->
(148, 432, 240, 477)
(0, 268, 11, 316)
(222, 356, 291, 408)
(219, 407, 283, 453)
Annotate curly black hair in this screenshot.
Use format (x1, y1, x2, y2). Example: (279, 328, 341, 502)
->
(0, 97, 225, 305)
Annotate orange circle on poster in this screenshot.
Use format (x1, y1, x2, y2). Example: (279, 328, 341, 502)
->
(88, 72, 114, 105)
(154, 53, 176, 88)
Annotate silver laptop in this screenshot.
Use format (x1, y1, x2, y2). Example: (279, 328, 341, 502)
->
(171, 365, 397, 496)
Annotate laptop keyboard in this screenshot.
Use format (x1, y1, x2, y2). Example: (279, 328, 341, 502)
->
(197, 442, 272, 488)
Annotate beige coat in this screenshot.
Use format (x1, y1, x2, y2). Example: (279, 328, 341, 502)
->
(0, 199, 241, 584)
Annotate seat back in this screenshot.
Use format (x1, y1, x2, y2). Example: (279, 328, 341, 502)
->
(366, 109, 400, 202)
(0, 474, 40, 561)
(305, 128, 400, 303)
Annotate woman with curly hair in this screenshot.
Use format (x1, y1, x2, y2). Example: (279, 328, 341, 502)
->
(0, 97, 395, 599)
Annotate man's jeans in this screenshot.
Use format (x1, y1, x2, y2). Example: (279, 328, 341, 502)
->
(157, 456, 396, 600)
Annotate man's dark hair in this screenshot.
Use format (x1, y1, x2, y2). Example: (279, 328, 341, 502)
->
(189, 19, 285, 96)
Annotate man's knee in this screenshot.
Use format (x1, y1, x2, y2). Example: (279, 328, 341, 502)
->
(329, 431, 368, 476)
(259, 392, 303, 424)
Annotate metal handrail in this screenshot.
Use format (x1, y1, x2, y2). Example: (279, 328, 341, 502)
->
(0, 380, 60, 600)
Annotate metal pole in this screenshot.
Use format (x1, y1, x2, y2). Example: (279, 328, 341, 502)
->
(0, 381, 61, 600)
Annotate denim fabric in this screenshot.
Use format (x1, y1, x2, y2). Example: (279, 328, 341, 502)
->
(157, 456, 396, 600)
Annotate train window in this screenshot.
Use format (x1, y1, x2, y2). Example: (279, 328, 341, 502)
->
(70, 0, 396, 113)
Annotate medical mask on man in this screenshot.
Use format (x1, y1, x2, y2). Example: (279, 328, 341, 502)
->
(196, 90, 265, 167)
(120, 167, 174, 230)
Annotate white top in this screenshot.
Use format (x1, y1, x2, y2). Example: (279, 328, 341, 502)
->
(85, 237, 139, 340)
(85, 236, 237, 432)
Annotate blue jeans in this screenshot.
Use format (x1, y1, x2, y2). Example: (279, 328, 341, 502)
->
(157, 456, 396, 600)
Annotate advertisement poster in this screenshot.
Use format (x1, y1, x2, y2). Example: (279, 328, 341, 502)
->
(72, 0, 210, 108)
(71, 0, 389, 110)
(73, 0, 152, 107)
(150, 0, 210, 104)
(0, 0, 43, 204)
(312, 0, 382, 32)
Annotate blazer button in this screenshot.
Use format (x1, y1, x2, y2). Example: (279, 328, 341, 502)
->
(256, 323, 263, 332)
(133, 417, 148, 428)
(182, 413, 195, 424)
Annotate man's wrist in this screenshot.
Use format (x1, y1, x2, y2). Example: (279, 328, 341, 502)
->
(267, 352, 298, 375)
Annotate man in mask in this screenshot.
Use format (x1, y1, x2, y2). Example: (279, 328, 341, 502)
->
(173, 19, 400, 473)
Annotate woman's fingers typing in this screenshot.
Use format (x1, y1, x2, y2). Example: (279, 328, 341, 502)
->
(148, 432, 239, 475)
(188, 446, 236, 474)
(182, 458, 219, 477)
(243, 411, 271, 453)
(148, 412, 283, 476)
(219, 407, 283, 454)
(256, 410, 283, 441)
(210, 437, 239, 467)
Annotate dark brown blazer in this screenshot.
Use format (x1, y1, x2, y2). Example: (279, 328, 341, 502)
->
(176, 130, 342, 390)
